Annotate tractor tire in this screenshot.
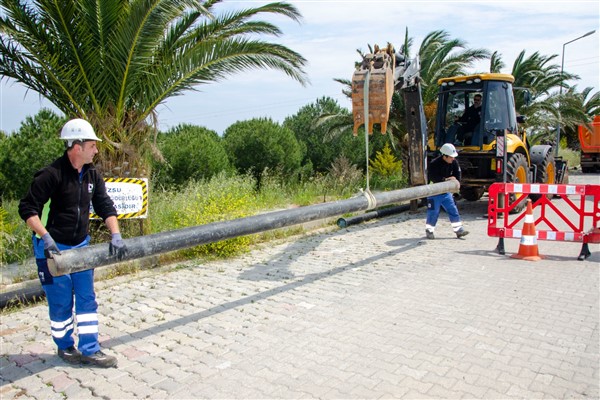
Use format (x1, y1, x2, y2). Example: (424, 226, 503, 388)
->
(530, 150, 555, 202)
(506, 153, 529, 214)
(460, 187, 485, 201)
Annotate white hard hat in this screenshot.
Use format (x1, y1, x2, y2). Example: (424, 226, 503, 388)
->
(440, 143, 459, 158)
(60, 118, 102, 147)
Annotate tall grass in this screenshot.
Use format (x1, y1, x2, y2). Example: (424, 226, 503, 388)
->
(0, 202, 32, 265)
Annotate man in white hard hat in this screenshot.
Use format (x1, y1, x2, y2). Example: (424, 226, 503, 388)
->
(425, 143, 469, 239)
(18, 118, 127, 368)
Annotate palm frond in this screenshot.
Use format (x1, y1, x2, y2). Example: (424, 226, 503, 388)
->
(0, 0, 308, 173)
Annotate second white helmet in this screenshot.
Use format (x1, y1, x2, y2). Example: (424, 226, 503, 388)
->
(60, 118, 102, 147)
(440, 143, 459, 158)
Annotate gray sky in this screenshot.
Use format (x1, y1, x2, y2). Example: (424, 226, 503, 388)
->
(1, 0, 598, 135)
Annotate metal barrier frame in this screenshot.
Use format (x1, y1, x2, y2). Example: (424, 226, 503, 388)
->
(487, 182, 600, 260)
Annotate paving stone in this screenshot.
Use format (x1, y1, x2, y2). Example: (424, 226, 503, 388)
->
(1, 183, 598, 399)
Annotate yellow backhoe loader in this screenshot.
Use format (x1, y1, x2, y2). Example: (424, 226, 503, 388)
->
(351, 45, 568, 212)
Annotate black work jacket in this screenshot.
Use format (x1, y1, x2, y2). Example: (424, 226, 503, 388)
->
(428, 155, 461, 184)
(18, 152, 117, 245)
(458, 105, 481, 131)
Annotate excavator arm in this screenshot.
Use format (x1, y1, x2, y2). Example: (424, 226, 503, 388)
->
(351, 45, 427, 185)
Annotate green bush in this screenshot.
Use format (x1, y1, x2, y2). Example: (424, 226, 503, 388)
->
(0, 109, 65, 200)
(370, 142, 402, 177)
(223, 118, 304, 187)
(326, 156, 364, 197)
(284, 97, 365, 174)
(258, 168, 329, 206)
(368, 142, 407, 190)
(153, 124, 233, 188)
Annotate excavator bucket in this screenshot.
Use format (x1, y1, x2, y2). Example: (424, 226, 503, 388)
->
(352, 50, 395, 135)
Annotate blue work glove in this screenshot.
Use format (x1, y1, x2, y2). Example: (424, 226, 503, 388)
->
(109, 233, 128, 261)
(41, 233, 61, 257)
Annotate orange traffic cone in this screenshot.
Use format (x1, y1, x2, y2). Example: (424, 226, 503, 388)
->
(511, 199, 542, 261)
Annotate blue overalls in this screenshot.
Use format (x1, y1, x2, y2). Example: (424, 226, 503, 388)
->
(33, 235, 100, 356)
(425, 192, 463, 233)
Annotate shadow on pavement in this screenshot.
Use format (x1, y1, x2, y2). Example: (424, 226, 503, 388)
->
(100, 233, 424, 346)
(2, 223, 428, 383)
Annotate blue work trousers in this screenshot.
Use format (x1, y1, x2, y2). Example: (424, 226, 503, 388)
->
(426, 192, 462, 231)
(33, 235, 100, 356)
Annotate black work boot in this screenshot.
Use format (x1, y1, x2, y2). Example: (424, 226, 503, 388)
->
(81, 350, 118, 368)
(58, 346, 82, 365)
(456, 227, 469, 238)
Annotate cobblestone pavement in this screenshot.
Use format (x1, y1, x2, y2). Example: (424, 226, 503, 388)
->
(1, 174, 599, 399)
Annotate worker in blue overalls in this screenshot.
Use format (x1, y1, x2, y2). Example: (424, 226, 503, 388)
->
(19, 118, 127, 368)
(425, 143, 469, 240)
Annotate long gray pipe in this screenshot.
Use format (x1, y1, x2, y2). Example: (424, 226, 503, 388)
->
(336, 204, 412, 228)
(47, 181, 458, 276)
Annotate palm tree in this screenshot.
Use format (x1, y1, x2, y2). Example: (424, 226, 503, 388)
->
(416, 30, 490, 103)
(493, 49, 598, 147)
(555, 87, 600, 148)
(510, 51, 566, 108)
(488, 51, 504, 74)
(0, 0, 308, 176)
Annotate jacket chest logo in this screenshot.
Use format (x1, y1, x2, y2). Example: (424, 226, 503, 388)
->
(88, 183, 94, 194)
